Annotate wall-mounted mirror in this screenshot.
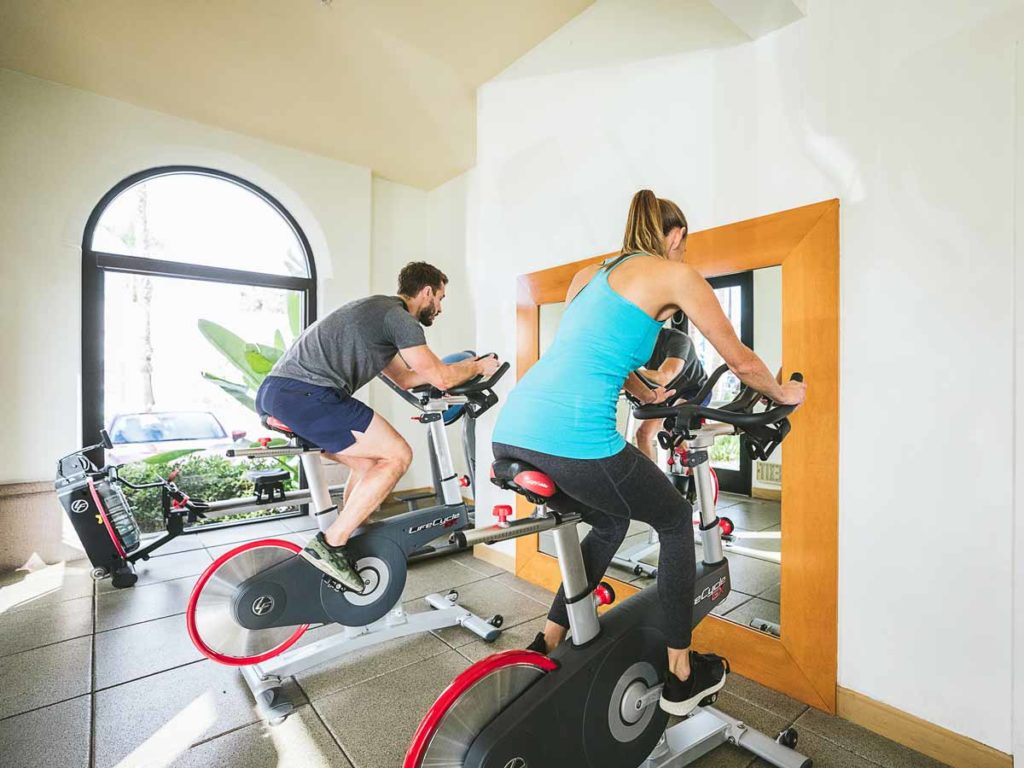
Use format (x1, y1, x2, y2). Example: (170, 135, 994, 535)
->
(517, 200, 838, 712)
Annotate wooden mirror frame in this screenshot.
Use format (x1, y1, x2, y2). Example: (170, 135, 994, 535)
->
(511, 199, 839, 712)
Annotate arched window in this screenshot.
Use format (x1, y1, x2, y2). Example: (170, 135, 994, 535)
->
(81, 168, 316, 520)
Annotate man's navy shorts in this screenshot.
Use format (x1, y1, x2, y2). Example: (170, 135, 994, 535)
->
(256, 376, 374, 453)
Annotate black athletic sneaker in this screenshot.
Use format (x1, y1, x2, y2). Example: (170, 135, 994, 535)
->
(660, 652, 730, 717)
(300, 533, 365, 593)
(526, 632, 548, 654)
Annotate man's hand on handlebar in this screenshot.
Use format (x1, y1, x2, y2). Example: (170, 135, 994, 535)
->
(642, 385, 675, 405)
(476, 354, 501, 378)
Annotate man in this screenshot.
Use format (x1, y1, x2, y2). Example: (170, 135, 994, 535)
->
(256, 262, 499, 591)
(633, 326, 707, 461)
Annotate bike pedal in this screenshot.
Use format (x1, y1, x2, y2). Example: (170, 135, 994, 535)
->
(322, 575, 346, 593)
(698, 693, 718, 707)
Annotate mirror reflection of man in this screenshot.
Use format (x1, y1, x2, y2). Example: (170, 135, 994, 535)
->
(256, 262, 500, 591)
(633, 327, 707, 462)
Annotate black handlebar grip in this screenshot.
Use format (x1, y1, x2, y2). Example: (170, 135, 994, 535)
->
(790, 372, 804, 383)
(100, 428, 113, 450)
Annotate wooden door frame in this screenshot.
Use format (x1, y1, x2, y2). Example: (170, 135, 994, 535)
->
(513, 199, 839, 712)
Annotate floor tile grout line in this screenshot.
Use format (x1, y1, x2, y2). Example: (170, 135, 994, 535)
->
(93, 610, 188, 636)
(0, 690, 95, 724)
(308, 697, 360, 767)
(309, 698, 360, 768)
(91, 657, 207, 694)
(0, 628, 97, 661)
(296, 643, 454, 704)
(184, 718, 262, 751)
(722, 687, 806, 728)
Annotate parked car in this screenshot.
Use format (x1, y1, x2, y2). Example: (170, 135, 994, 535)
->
(106, 410, 247, 465)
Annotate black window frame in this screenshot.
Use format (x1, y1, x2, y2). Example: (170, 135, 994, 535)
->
(81, 165, 318, 456)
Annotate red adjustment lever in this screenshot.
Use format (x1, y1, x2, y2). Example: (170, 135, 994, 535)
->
(258, 437, 272, 448)
(594, 582, 616, 607)
(458, 475, 470, 488)
(493, 505, 513, 525)
(719, 517, 735, 536)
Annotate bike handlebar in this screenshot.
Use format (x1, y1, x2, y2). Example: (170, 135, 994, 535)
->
(447, 361, 510, 395)
(634, 372, 803, 430)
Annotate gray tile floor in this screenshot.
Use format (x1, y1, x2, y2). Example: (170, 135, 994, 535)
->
(0, 514, 947, 768)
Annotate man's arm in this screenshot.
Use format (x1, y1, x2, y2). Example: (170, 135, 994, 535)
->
(385, 346, 496, 392)
(636, 357, 685, 388)
(624, 372, 674, 405)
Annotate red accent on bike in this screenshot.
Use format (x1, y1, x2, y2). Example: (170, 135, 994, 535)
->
(493, 505, 513, 524)
(266, 416, 293, 433)
(489, 465, 496, 479)
(513, 471, 556, 498)
(186, 539, 309, 666)
(710, 467, 719, 504)
(719, 517, 735, 536)
(258, 437, 272, 448)
(594, 583, 615, 606)
(404, 650, 558, 768)
(459, 475, 470, 488)
(87, 478, 126, 558)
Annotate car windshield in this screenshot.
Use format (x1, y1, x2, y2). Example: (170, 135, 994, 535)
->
(109, 412, 227, 443)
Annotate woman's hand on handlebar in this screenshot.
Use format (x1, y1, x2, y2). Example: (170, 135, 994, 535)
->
(776, 379, 807, 407)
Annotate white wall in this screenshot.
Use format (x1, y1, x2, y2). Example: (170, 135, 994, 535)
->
(470, 0, 1021, 751)
(367, 175, 477, 491)
(1014, 40, 1024, 763)
(0, 69, 373, 485)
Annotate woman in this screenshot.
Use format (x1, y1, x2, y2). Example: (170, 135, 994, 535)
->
(491, 189, 806, 716)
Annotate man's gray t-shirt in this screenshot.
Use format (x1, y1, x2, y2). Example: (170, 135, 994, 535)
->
(270, 295, 426, 394)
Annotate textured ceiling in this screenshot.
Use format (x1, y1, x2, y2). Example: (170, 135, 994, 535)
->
(0, 0, 593, 188)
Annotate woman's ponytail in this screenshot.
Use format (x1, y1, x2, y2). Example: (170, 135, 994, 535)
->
(609, 190, 688, 270)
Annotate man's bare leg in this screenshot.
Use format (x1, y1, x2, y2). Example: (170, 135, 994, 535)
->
(322, 415, 412, 547)
(635, 420, 660, 463)
(337, 456, 376, 508)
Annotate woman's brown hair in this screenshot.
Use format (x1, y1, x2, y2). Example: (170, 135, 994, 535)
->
(606, 189, 688, 270)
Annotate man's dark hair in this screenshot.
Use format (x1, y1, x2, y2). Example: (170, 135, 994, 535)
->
(398, 262, 448, 296)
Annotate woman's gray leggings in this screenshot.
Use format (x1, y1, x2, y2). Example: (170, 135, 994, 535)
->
(493, 441, 696, 649)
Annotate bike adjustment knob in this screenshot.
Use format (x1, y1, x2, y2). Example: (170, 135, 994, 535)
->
(258, 437, 272, 448)
(594, 582, 616, 607)
(459, 475, 470, 488)
(493, 505, 513, 525)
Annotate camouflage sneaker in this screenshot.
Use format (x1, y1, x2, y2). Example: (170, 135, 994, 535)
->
(300, 533, 365, 593)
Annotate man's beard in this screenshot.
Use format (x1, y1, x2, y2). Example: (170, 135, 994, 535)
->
(418, 307, 436, 326)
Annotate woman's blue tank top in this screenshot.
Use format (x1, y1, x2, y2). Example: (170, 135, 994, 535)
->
(493, 255, 662, 459)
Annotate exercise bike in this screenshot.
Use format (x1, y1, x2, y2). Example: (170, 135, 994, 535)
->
(404, 369, 810, 768)
(388, 350, 481, 523)
(186, 361, 511, 724)
(54, 429, 346, 588)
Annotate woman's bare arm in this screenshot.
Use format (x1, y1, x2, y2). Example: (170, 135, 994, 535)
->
(672, 264, 805, 405)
